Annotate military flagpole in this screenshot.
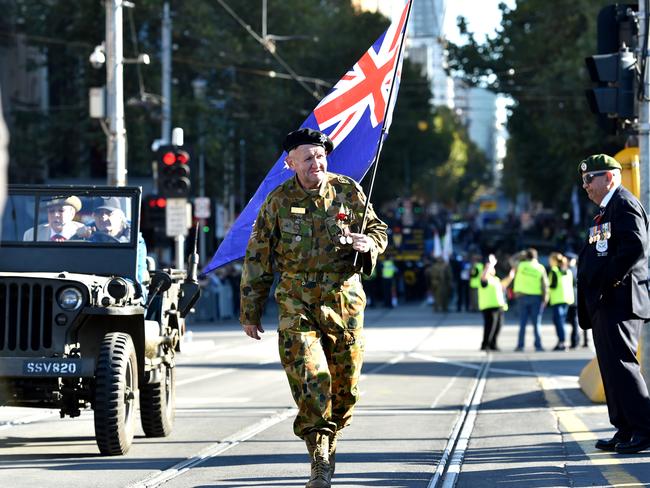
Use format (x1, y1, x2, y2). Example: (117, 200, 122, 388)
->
(353, 0, 413, 266)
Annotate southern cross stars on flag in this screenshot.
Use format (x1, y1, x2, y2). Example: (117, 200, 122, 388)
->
(204, 0, 411, 273)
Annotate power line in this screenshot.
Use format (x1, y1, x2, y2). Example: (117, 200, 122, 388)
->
(214, 0, 321, 100)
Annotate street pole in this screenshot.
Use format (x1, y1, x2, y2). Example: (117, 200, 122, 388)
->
(0, 92, 7, 219)
(638, 0, 650, 386)
(192, 78, 207, 267)
(239, 138, 246, 210)
(198, 125, 206, 267)
(106, 0, 127, 186)
(161, 1, 172, 144)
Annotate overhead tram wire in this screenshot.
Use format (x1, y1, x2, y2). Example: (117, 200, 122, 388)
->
(214, 0, 321, 101)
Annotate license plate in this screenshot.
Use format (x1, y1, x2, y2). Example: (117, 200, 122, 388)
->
(23, 359, 82, 376)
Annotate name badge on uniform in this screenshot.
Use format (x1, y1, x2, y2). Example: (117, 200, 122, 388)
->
(291, 207, 306, 215)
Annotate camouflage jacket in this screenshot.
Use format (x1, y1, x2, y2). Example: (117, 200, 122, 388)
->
(240, 172, 388, 325)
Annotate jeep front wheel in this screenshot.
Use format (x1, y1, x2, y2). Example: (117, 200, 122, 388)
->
(140, 363, 176, 437)
(94, 332, 138, 455)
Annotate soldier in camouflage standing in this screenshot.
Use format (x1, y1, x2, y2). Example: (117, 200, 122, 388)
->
(240, 128, 388, 488)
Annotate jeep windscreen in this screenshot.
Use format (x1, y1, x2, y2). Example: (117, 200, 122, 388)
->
(2, 192, 134, 246)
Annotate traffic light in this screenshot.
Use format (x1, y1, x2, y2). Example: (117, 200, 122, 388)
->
(594, 4, 637, 55)
(585, 47, 636, 132)
(157, 145, 191, 198)
(585, 4, 638, 134)
(141, 195, 168, 244)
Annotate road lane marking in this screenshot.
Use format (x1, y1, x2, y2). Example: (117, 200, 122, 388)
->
(128, 407, 297, 488)
(0, 409, 60, 431)
(175, 368, 236, 386)
(175, 397, 251, 405)
(361, 352, 406, 377)
(431, 367, 464, 409)
(354, 408, 458, 415)
(428, 357, 491, 488)
(409, 352, 482, 371)
(539, 374, 644, 486)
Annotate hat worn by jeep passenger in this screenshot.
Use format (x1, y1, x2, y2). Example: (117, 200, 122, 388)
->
(44, 196, 82, 212)
(96, 197, 122, 213)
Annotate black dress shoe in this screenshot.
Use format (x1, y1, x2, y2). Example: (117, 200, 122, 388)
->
(595, 433, 631, 451)
(615, 434, 650, 454)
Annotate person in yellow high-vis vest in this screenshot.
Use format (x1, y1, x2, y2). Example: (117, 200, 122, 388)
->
(381, 256, 398, 308)
(478, 254, 515, 351)
(513, 248, 549, 351)
(468, 255, 484, 312)
(548, 252, 574, 351)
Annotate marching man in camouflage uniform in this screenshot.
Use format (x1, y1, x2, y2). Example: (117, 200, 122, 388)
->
(240, 128, 388, 487)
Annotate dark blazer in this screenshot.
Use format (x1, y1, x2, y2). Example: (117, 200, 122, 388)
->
(577, 185, 650, 329)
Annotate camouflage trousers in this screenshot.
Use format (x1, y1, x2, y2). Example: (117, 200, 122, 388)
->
(276, 272, 366, 438)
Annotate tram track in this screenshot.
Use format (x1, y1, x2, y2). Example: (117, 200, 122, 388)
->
(125, 314, 468, 487)
(3, 308, 647, 488)
(2, 313, 493, 487)
(427, 356, 491, 488)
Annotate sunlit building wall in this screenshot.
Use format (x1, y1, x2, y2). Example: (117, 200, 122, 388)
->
(353, 0, 454, 109)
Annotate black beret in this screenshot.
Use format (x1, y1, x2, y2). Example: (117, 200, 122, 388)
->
(283, 128, 334, 154)
(578, 154, 622, 174)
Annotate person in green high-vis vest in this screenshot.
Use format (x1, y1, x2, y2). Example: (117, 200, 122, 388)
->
(478, 254, 515, 351)
(468, 255, 484, 312)
(548, 252, 575, 351)
(513, 248, 549, 351)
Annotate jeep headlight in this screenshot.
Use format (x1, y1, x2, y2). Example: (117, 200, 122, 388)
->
(58, 287, 83, 311)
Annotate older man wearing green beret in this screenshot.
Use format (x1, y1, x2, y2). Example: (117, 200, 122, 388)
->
(576, 153, 650, 454)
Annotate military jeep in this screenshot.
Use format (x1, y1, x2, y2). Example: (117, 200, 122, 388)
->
(0, 185, 200, 455)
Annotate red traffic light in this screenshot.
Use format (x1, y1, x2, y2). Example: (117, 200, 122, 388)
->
(157, 145, 192, 198)
(147, 197, 167, 208)
(162, 151, 176, 166)
(176, 151, 189, 164)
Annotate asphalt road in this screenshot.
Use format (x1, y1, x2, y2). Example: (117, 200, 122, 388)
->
(1, 304, 649, 487)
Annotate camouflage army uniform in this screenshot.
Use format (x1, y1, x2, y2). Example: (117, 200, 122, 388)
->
(240, 172, 387, 438)
(429, 258, 452, 312)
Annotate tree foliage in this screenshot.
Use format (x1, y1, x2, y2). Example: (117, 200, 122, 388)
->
(4, 0, 489, 210)
(446, 0, 624, 210)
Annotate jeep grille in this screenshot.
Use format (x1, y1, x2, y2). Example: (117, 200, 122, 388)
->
(0, 282, 54, 351)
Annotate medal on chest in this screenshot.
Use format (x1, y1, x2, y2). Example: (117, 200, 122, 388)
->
(589, 222, 610, 253)
(335, 205, 353, 246)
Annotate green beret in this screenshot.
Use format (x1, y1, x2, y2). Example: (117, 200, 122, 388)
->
(578, 154, 622, 174)
(283, 128, 334, 154)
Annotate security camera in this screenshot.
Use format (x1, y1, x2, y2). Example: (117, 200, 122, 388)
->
(89, 45, 106, 69)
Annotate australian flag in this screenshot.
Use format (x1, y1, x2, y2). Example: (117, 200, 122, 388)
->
(204, 1, 411, 273)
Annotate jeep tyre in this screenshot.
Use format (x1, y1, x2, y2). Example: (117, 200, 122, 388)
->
(140, 363, 176, 437)
(94, 332, 138, 455)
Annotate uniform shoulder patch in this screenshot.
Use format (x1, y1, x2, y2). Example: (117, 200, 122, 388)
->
(336, 175, 352, 184)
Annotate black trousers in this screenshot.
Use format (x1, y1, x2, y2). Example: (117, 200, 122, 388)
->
(481, 308, 503, 349)
(456, 280, 469, 312)
(592, 307, 650, 435)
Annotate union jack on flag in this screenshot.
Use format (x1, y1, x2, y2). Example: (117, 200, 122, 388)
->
(204, 0, 411, 273)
